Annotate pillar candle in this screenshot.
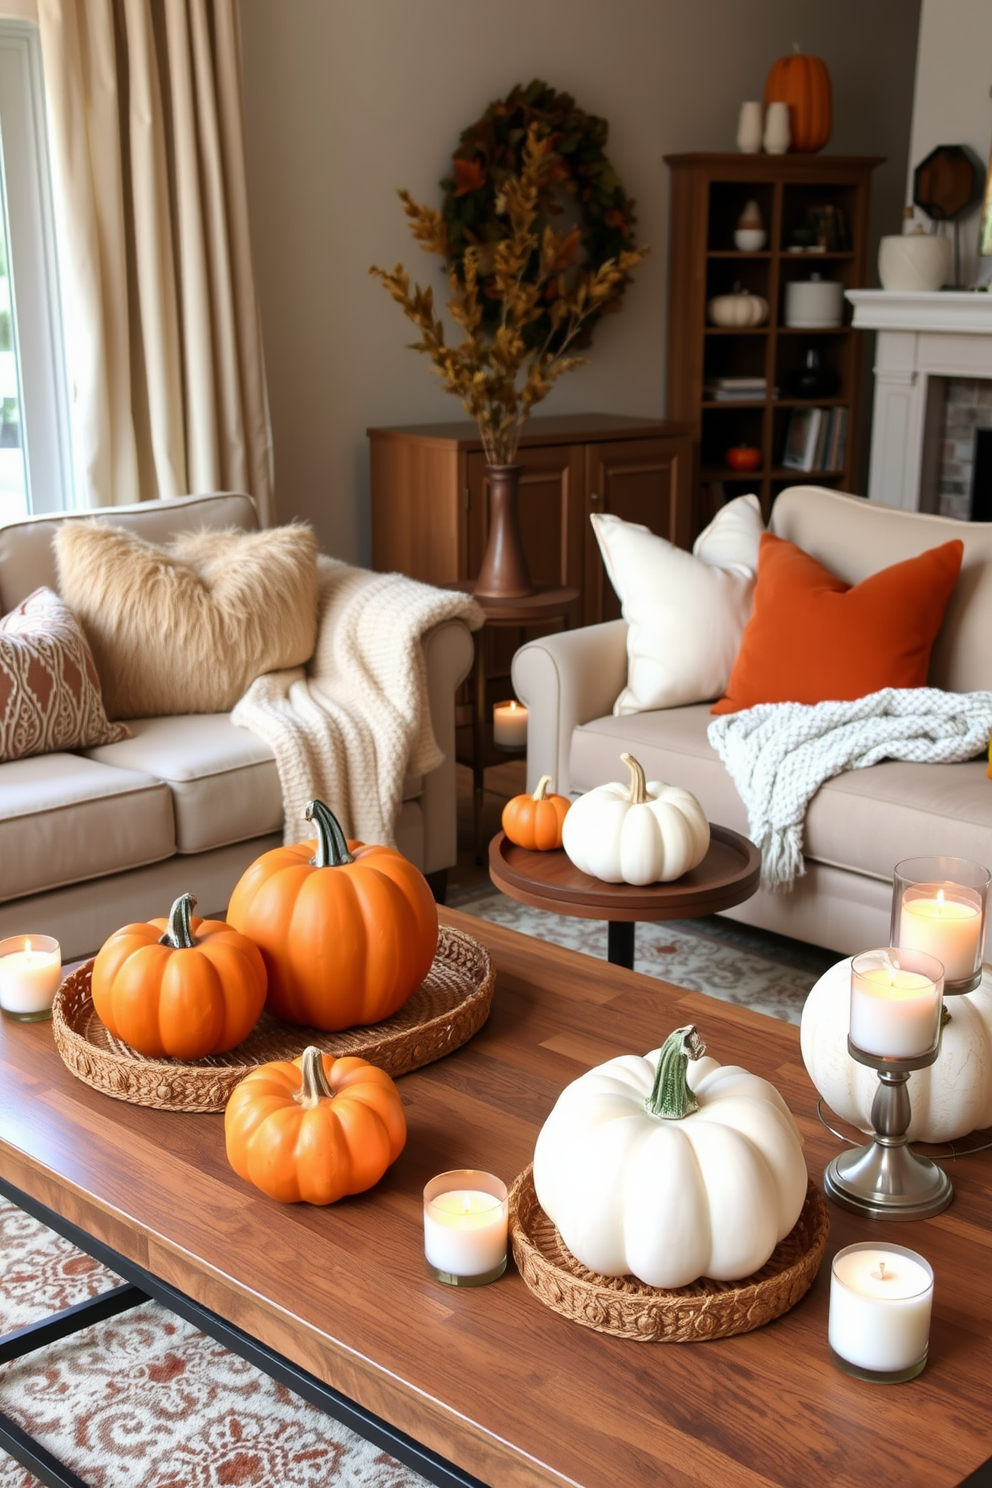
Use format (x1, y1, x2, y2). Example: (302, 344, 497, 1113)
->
(849, 952, 942, 1058)
(493, 700, 528, 749)
(829, 1243, 934, 1378)
(0, 936, 62, 1017)
(423, 1170, 508, 1285)
(897, 886, 983, 983)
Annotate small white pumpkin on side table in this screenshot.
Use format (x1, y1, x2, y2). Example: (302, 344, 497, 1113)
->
(533, 1025, 809, 1288)
(561, 753, 710, 885)
(801, 958, 992, 1143)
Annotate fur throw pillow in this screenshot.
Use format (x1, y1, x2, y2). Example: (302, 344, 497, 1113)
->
(54, 521, 319, 718)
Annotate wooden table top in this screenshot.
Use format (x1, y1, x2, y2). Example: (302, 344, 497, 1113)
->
(2, 908, 991, 1488)
(489, 826, 762, 922)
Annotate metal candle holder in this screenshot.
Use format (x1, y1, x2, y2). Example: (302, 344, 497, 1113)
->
(823, 1036, 953, 1220)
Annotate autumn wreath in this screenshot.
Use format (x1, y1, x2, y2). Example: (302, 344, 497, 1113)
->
(440, 78, 640, 346)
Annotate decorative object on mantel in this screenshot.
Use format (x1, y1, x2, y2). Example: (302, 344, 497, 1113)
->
(763, 44, 832, 153)
(532, 1026, 810, 1288)
(736, 101, 763, 155)
(912, 143, 985, 288)
(762, 101, 790, 156)
(370, 81, 648, 599)
(51, 924, 495, 1112)
(878, 216, 953, 293)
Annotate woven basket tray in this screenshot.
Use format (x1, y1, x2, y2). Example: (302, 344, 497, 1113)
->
(508, 1164, 828, 1343)
(52, 924, 494, 1112)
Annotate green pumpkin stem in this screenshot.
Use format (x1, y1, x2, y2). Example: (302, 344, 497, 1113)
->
(159, 893, 198, 949)
(306, 799, 355, 868)
(296, 1046, 334, 1108)
(646, 1025, 707, 1120)
(620, 752, 648, 805)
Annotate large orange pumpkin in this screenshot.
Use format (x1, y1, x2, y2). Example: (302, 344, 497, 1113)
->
(226, 799, 438, 1031)
(501, 774, 570, 851)
(224, 1046, 407, 1204)
(91, 892, 267, 1060)
(764, 45, 832, 153)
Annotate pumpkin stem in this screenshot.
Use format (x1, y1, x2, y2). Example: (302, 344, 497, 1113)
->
(296, 1046, 335, 1108)
(620, 753, 648, 806)
(533, 774, 553, 802)
(306, 799, 355, 869)
(646, 1025, 707, 1120)
(159, 893, 198, 949)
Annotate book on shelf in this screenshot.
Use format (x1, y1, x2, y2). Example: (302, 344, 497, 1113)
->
(704, 376, 766, 401)
(781, 406, 848, 473)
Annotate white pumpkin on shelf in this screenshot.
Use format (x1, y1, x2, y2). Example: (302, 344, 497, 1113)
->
(800, 957, 992, 1143)
(561, 753, 709, 885)
(706, 285, 769, 327)
(533, 1025, 809, 1288)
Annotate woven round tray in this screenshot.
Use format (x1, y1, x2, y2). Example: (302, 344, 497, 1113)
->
(508, 1164, 829, 1343)
(52, 924, 494, 1112)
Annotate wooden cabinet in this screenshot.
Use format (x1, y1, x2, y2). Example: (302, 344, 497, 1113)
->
(663, 153, 882, 534)
(368, 413, 693, 629)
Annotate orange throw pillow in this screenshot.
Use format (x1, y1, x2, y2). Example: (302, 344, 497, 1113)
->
(711, 532, 964, 715)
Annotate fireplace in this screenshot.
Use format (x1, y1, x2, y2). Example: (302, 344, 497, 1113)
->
(847, 290, 992, 514)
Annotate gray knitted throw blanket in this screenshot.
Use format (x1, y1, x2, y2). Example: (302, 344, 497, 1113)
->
(233, 555, 483, 848)
(707, 688, 992, 891)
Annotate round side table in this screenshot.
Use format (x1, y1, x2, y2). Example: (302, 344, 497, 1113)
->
(488, 827, 761, 970)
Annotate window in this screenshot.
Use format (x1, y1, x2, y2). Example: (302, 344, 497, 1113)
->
(0, 19, 73, 522)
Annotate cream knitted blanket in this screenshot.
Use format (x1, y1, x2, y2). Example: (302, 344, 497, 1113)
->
(707, 687, 992, 891)
(233, 556, 483, 846)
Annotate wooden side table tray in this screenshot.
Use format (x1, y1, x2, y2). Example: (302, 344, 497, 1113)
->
(488, 825, 761, 968)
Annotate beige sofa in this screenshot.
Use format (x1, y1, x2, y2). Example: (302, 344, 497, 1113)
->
(0, 492, 474, 959)
(512, 486, 992, 955)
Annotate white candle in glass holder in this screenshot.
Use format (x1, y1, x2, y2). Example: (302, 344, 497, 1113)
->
(423, 1170, 508, 1283)
(849, 955, 942, 1058)
(897, 885, 982, 983)
(829, 1244, 934, 1376)
(493, 700, 528, 749)
(0, 936, 62, 1016)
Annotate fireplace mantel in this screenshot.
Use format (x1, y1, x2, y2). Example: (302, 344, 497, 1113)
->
(847, 290, 992, 511)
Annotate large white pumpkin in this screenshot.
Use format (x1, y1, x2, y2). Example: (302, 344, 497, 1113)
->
(533, 1025, 808, 1289)
(800, 957, 992, 1143)
(561, 753, 710, 885)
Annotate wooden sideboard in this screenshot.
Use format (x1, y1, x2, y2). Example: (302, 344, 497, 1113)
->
(368, 413, 693, 630)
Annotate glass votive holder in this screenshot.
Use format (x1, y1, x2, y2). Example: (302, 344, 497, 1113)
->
(492, 700, 528, 751)
(849, 948, 944, 1060)
(890, 856, 989, 995)
(423, 1169, 508, 1287)
(0, 935, 62, 1021)
(829, 1243, 934, 1383)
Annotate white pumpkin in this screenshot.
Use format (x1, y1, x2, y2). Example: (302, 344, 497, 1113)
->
(561, 753, 710, 885)
(706, 286, 769, 328)
(800, 958, 992, 1143)
(533, 1026, 808, 1288)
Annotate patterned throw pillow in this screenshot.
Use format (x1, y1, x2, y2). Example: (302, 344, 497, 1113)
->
(0, 588, 130, 762)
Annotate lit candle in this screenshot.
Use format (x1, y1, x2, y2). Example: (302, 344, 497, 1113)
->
(848, 949, 943, 1058)
(829, 1243, 934, 1380)
(492, 700, 528, 750)
(423, 1169, 508, 1286)
(897, 885, 983, 984)
(0, 936, 62, 1020)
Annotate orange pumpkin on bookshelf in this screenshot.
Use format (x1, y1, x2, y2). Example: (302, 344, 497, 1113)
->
(764, 46, 832, 154)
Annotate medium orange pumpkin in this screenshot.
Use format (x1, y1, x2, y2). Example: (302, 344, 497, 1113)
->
(224, 1046, 407, 1203)
(501, 774, 570, 851)
(764, 45, 832, 153)
(91, 892, 267, 1060)
(226, 798, 438, 1031)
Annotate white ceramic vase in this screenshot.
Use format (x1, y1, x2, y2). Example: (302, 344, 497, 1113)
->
(878, 232, 952, 292)
(736, 101, 763, 154)
(763, 101, 790, 154)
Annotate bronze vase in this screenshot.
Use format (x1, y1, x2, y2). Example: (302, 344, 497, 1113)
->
(473, 463, 535, 599)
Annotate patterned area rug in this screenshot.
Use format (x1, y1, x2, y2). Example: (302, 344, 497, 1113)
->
(0, 896, 838, 1488)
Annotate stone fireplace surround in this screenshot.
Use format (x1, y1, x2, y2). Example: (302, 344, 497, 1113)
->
(848, 290, 992, 514)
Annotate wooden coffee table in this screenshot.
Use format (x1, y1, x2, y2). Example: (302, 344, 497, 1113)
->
(2, 908, 992, 1488)
(489, 824, 761, 967)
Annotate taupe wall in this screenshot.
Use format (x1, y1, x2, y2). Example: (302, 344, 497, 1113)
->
(238, 0, 920, 562)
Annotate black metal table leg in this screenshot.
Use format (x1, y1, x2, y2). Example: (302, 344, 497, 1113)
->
(607, 921, 635, 968)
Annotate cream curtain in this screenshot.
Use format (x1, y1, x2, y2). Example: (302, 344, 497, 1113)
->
(36, 0, 273, 522)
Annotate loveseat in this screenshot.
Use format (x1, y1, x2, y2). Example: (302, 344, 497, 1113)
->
(512, 485, 992, 955)
(0, 492, 475, 959)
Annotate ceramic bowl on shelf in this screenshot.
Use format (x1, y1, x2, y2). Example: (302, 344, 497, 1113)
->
(734, 228, 767, 251)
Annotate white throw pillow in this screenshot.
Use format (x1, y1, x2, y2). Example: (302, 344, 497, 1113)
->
(591, 494, 764, 716)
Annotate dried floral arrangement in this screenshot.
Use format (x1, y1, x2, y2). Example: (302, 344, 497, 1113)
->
(370, 81, 648, 466)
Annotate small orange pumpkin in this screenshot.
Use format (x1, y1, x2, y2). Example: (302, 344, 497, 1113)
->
(226, 799, 438, 1031)
(502, 774, 570, 851)
(764, 45, 832, 153)
(91, 892, 267, 1060)
(224, 1046, 407, 1204)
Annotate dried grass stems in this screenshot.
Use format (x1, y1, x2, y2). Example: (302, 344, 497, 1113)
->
(371, 125, 648, 466)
